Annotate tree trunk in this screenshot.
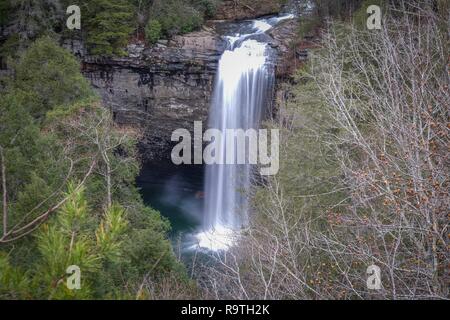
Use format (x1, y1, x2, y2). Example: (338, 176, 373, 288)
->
(0, 146, 8, 236)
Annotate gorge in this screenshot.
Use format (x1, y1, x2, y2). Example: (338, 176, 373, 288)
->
(137, 14, 297, 253)
(199, 15, 292, 251)
(2, 0, 447, 301)
(72, 4, 304, 253)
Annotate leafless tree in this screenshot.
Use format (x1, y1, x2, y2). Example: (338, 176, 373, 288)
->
(200, 1, 449, 300)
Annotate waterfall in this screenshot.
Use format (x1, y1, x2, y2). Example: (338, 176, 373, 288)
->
(195, 15, 293, 251)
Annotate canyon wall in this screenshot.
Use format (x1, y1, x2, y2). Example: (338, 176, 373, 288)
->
(71, 1, 303, 162)
(0, 1, 307, 162)
(69, 29, 225, 161)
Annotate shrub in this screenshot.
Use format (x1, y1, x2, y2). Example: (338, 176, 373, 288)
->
(12, 36, 93, 119)
(81, 0, 135, 56)
(0, 0, 11, 27)
(150, 0, 203, 37)
(145, 19, 162, 44)
(192, 0, 221, 18)
(297, 16, 320, 39)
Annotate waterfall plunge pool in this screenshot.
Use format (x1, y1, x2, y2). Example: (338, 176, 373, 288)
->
(137, 162, 240, 253)
(137, 162, 205, 252)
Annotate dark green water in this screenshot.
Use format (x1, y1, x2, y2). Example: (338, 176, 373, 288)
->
(137, 162, 205, 249)
(137, 162, 223, 274)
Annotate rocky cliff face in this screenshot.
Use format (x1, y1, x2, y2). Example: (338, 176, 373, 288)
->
(70, 29, 226, 161)
(270, 0, 314, 77)
(269, 19, 300, 78)
(70, 1, 303, 162)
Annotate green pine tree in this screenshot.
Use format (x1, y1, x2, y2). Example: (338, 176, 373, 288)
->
(81, 0, 135, 56)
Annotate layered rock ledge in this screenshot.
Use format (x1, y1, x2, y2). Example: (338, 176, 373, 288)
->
(70, 29, 226, 161)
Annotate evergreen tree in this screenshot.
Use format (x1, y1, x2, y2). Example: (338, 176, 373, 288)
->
(0, 0, 11, 27)
(149, 0, 203, 38)
(0, 37, 188, 299)
(12, 36, 93, 120)
(1, 0, 64, 53)
(80, 0, 135, 56)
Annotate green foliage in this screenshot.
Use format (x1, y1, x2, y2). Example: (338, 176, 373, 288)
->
(144, 0, 222, 42)
(11, 36, 93, 119)
(192, 0, 221, 18)
(1, 0, 65, 57)
(0, 98, 187, 299)
(0, 38, 188, 299)
(315, 0, 364, 19)
(1, 0, 221, 57)
(145, 19, 162, 44)
(44, 101, 186, 299)
(96, 204, 128, 261)
(297, 15, 320, 39)
(0, 91, 65, 228)
(80, 0, 135, 56)
(34, 185, 99, 299)
(150, 0, 203, 37)
(0, 0, 11, 27)
(254, 67, 343, 230)
(0, 253, 29, 299)
(8, 185, 129, 299)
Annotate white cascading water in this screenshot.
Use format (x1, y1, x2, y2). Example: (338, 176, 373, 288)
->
(196, 15, 294, 251)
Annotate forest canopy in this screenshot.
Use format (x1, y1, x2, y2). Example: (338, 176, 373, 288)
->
(0, 37, 190, 299)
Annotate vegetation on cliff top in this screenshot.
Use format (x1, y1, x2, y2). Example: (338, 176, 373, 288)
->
(0, 0, 225, 56)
